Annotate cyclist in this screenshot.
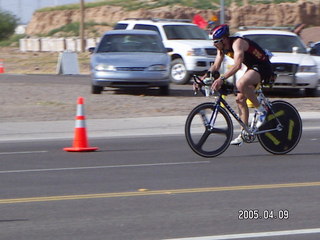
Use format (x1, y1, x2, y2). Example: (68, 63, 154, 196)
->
(204, 24, 274, 146)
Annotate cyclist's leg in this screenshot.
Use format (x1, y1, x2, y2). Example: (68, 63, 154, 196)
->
(231, 93, 248, 145)
(237, 69, 269, 128)
(231, 71, 259, 145)
(236, 69, 261, 108)
(235, 93, 249, 125)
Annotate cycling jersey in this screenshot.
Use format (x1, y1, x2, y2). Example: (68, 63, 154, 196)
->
(224, 36, 270, 66)
(224, 36, 273, 83)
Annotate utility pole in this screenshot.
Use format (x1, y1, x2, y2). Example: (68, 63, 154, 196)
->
(18, 0, 22, 24)
(80, 0, 85, 52)
(220, 0, 225, 24)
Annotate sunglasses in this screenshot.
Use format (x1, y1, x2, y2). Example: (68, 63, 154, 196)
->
(213, 39, 223, 44)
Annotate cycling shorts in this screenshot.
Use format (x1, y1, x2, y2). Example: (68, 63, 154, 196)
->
(248, 62, 273, 84)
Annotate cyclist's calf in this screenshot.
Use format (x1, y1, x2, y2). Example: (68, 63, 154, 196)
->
(235, 93, 247, 106)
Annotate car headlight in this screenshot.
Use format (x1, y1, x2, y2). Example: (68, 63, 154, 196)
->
(147, 64, 167, 71)
(187, 48, 206, 56)
(94, 64, 116, 71)
(298, 65, 317, 73)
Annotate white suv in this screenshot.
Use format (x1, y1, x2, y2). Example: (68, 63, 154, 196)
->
(222, 29, 318, 96)
(114, 18, 217, 84)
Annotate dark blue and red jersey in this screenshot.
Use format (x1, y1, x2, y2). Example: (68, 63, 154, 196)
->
(223, 36, 270, 68)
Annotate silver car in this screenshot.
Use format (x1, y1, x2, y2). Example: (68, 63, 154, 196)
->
(89, 30, 171, 95)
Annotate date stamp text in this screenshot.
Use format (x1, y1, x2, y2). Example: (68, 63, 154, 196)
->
(238, 209, 289, 220)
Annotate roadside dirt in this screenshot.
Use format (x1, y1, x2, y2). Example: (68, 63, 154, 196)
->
(0, 47, 90, 75)
(0, 47, 318, 123)
(0, 74, 318, 123)
(0, 74, 227, 122)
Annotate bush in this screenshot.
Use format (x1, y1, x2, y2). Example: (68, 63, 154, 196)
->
(0, 34, 26, 47)
(47, 21, 107, 37)
(0, 9, 19, 41)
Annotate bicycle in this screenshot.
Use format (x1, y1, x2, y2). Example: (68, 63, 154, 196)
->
(185, 74, 302, 158)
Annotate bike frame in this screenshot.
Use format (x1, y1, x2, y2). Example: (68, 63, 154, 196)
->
(194, 75, 284, 138)
(210, 92, 283, 136)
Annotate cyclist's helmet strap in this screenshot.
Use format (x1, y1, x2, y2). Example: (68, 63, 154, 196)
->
(211, 24, 230, 39)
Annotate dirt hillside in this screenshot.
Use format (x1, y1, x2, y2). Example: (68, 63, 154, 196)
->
(25, 1, 320, 42)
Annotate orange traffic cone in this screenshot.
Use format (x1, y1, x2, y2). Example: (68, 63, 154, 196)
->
(0, 59, 4, 73)
(63, 97, 98, 152)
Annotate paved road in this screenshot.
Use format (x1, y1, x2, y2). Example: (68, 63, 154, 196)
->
(0, 74, 319, 239)
(0, 123, 319, 239)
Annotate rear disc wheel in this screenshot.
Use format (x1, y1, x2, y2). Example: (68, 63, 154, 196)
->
(258, 100, 302, 154)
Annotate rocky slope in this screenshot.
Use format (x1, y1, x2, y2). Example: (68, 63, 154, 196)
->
(26, 1, 320, 42)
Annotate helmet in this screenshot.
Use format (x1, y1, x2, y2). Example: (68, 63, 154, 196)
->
(211, 24, 229, 39)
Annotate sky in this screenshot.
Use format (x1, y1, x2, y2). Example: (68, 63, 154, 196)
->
(0, 0, 98, 24)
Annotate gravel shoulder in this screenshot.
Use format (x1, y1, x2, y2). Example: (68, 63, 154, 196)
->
(0, 74, 318, 123)
(0, 46, 319, 124)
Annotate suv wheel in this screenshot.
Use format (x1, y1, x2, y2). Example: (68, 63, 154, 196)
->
(92, 85, 103, 94)
(170, 59, 190, 84)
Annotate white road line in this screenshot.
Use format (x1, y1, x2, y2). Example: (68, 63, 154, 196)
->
(0, 161, 210, 174)
(303, 126, 320, 130)
(164, 228, 320, 240)
(0, 151, 48, 155)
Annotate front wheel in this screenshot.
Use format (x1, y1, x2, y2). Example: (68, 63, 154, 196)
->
(185, 102, 233, 158)
(257, 100, 302, 154)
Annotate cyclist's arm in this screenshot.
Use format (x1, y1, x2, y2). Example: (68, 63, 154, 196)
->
(208, 48, 224, 73)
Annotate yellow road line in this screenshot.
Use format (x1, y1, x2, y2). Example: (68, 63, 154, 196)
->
(1, 181, 320, 204)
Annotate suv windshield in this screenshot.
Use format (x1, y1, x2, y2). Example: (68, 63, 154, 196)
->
(164, 25, 209, 40)
(243, 34, 307, 54)
(97, 34, 165, 53)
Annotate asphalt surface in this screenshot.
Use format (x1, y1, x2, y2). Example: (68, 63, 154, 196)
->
(0, 127, 319, 239)
(0, 74, 319, 239)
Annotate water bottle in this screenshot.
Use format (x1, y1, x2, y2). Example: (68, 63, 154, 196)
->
(203, 77, 213, 97)
(257, 91, 268, 111)
(257, 92, 263, 105)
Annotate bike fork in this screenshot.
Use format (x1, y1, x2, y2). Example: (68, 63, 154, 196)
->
(199, 104, 220, 129)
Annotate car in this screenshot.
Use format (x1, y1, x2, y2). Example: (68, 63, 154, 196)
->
(114, 18, 217, 84)
(309, 41, 320, 81)
(222, 29, 319, 96)
(89, 30, 171, 95)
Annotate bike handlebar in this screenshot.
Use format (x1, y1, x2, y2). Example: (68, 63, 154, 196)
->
(193, 72, 234, 97)
(193, 71, 220, 87)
